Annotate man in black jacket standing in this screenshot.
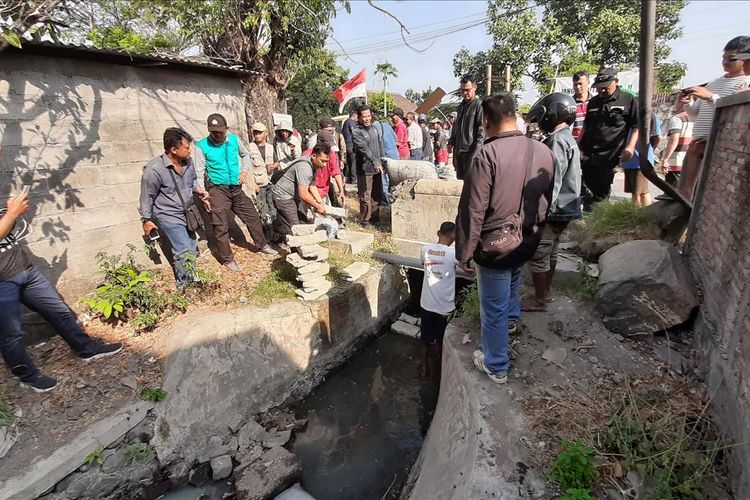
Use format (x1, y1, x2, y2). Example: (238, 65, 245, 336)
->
(448, 75, 485, 180)
(352, 105, 385, 225)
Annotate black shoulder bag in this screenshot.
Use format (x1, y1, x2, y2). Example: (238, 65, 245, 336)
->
(168, 167, 205, 232)
(478, 141, 534, 260)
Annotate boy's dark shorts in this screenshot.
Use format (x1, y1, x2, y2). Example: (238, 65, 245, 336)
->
(420, 308, 450, 345)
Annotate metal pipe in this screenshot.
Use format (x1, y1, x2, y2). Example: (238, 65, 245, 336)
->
(637, 0, 692, 210)
(372, 252, 476, 280)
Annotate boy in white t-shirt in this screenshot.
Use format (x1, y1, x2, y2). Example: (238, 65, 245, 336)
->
(419, 221, 457, 381)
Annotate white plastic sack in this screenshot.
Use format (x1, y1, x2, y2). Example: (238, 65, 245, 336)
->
(383, 158, 438, 186)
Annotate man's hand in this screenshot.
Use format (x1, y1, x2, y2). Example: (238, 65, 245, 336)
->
(620, 147, 634, 163)
(685, 86, 713, 101)
(201, 199, 212, 213)
(238, 171, 250, 185)
(375, 165, 382, 174)
(315, 204, 327, 215)
(142, 220, 158, 236)
(268, 162, 280, 172)
(7, 192, 30, 218)
(458, 260, 475, 275)
(337, 192, 345, 206)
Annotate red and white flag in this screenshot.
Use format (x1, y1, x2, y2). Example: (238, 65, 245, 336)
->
(333, 69, 367, 113)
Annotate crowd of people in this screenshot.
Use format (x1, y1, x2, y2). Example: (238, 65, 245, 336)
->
(2, 36, 748, 394)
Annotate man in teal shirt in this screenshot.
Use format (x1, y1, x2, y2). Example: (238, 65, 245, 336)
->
(194, 113, 278, 272)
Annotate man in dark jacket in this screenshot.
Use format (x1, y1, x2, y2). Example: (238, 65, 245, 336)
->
(456, 92, 554, 384)
(448, 75, 485, 179)
(341, 110, 358, 183)
(352, 105, 385, 224)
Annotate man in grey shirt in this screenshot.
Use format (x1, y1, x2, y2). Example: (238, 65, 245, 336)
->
(139, 128, 210, 288)
(271, 143, 331, 237)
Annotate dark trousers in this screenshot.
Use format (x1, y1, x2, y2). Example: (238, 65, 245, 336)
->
(0, 267, 95, 381)
(581, 161, 616, 207)
(454, 150, 475, 180)
(273, 197, 301, 236)
(357, 173, 383, 223)
(209, 184, 267, 263)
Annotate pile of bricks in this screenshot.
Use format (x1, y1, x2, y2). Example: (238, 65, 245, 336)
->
(286, 225, 332, 301)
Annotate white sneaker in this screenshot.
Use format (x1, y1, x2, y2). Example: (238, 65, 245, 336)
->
(472, 351, 508, 384)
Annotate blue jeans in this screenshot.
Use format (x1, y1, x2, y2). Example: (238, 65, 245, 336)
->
(0, 266, 96, 381)
(410, 149, 423, 160)
(158, 222, 198, 288)
(477, 265, 521, 374)
(380, 170, 391, 206)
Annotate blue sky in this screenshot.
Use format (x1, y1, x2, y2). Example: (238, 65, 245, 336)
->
(326, 0, 750, 104)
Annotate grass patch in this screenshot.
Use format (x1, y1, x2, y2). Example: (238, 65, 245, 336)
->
(249, 263, 297, 305)
(138, 387, 168, 402)
(553, 261, 598, 301)
(325, 245, 378, 285)
(0, 397, 16, 428)
(586, 200, 660, 239)
(598, 383, 729, 499)
(372, 232, 398, 254)
(458, 282, 481, 320)
(122, 441, 156, 464)
(550, 440, 598, 492)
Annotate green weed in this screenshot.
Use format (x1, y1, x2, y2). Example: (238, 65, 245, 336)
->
(0, 397, 16, 428)
(249, 264, 297, 305)
(458, 282, 481, 320)
(554, 261, 598, 301)
(122, 441, 155, 464)
(587, 200, 659, 239)
(561, 488, 595, 500)
(85, 445, 103, 465)
(550, 439, 598, 490)
(138, 387, 168, 402)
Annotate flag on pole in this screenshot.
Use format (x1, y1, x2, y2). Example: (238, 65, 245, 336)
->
(333, 69, 367, 113)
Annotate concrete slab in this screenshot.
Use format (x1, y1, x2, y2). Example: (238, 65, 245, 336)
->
(286, 230, 327, 248)
(391, 320, 420, 339)
(0, 402, 153, 500)
(330, 230, 374, 255)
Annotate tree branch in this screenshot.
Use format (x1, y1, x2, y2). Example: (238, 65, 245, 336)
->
(366, 0, 433, 54)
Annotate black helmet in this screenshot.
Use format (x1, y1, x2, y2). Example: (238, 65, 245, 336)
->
(526, 93, 577, 134)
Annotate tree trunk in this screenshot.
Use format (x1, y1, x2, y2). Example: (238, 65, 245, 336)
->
(242, 76, 285, 132)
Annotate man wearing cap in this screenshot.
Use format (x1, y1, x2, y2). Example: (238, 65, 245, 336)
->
(406, 112, 424, 160)
(390, 108, 410, 160)
(448, 75, 484, 180)
(195, 113, 278, 272)
(248, 122, 279, 231)
(578, 68, 639, 207)
(274, 120, 302, 169)
(418, 114, 434, 163)
(678, 36, 750, 199)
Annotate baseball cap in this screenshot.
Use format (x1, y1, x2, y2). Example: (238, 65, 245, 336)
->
(207, 113, 228, 131)
(276, 120, 293, 133)
(731, 50, 750, 61)
(448, 111, 458, 118)
(251, 122, 267, 132)
(418, 113, 428, 123)
(319, 117, 335, 129)
(592, 68, 618, 88)
(391, 107, 404, 118)
(430, 118, 441, 124)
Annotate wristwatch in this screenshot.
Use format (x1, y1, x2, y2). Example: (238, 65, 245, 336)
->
(709, 94, 720, 104)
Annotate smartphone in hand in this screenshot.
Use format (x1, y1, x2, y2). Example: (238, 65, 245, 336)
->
(149, 228, 160, 241)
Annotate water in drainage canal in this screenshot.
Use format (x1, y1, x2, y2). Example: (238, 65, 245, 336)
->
(290, 331, 440, 500)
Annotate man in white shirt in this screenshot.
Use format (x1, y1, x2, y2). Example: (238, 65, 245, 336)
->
(406, 112, 424, 160)
(419, 221, 457, 381)
(678, 36, 750, 199)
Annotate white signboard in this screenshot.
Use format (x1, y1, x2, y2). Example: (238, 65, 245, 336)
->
(272, 113, 293, 128)
(554, 70, 640, 95)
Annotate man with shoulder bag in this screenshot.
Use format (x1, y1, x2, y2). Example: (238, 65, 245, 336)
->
(139, 127, 210, 288)
(455, 92, 555, 384)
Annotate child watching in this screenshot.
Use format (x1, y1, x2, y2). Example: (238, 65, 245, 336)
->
(419, 221, 457, 380)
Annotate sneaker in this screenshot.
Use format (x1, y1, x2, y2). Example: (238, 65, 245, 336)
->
(80, 342, 123, 362)
(223, 260, 242, 272)
(20, 372, 58, 393)
(258, 245, 279, 256)
(472, 351, 508, 384)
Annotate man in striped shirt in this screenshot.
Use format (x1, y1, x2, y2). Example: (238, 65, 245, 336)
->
(678, 36, 750, 200)
(571, 71, 590, 141)
(660, 97, 693, 188)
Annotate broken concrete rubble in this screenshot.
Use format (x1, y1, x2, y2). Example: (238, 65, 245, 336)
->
(297, 244, 325, 259)
(328, 230, 374, 254)
(210, 455, 233, 480)
(297, 262, 330, 276)
(234, 446, 303, 500)
(392, 320, 420, 339)
(286, 230, 327, 248)
(340, 261, 370, 282)
(596, 240, 698, 335)
(290, 224, 316, 236)
(295, 281, 332, 301)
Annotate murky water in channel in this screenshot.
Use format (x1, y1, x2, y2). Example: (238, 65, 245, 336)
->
(291, 332, 439, 500)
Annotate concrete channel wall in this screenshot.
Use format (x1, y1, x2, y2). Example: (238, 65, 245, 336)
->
(0, 50, 246, 302)
(687, 91, 750, 497)
(152, 265, 408, 465)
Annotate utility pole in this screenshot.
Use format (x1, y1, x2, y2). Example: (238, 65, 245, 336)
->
(486, 64, 493, 96)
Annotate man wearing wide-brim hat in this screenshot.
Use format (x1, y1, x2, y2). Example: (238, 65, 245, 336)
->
(274, 120, 302, 169)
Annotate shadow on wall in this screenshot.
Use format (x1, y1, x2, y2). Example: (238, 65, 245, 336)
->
(151, 266, 406, 467)
(0, 78, 103, 286)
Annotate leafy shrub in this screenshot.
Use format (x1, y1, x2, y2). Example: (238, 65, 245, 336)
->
(550, 439, 598, 490)
(85, 445, 103, 465)
(138, 387, 168, 402)
(122, 441, 155, 464)
(458, 282, 481, 320)
(562, 488, 595, 500)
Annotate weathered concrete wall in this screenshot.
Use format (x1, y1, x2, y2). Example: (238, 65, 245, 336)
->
(390, 179, 462, 258)
(0, 52, 247, 301)
(687, 92, 750, 496)
(151, 265, 408, 465)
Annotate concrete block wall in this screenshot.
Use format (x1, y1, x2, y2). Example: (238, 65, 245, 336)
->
(0, 52, 248, 301)
(687, 93, 750, 496)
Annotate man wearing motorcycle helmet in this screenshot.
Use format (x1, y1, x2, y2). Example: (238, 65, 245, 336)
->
(523, 93, 582, 311)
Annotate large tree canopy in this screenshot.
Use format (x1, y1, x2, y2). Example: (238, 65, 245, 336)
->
(453, 0, 687, 95)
